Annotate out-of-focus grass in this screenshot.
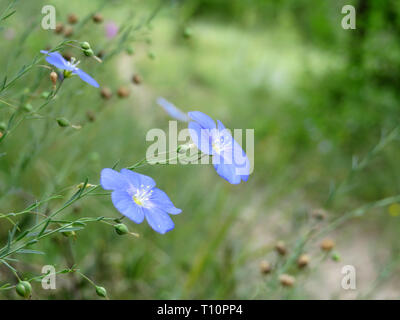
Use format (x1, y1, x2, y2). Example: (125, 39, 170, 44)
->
(1, 0, 400, 299)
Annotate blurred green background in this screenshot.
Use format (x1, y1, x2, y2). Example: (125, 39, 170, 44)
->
(1, 0, 400, 299)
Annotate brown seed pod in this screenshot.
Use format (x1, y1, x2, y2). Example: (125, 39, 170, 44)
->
(55, 23, 64, 34)
(132, 74, 142, 85)
(64, 26, 74, 37)
(297, 254, 310, 268)
(86, 110, 96, 122)
(67, 13, 78, 24)
(100, 87, 112, 100)
(279, 274, 295, 287)
(259, 260, 271, 274)
(275, 241, 287, 256)
(320, 238, 335, 251)
(311, 208, 327, 220)
(92, 13, 103, 23)
(117, 86, 130, 98)
(50, 71, 58, 86)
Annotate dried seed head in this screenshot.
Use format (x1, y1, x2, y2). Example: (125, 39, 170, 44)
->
(117, 86, 130, 98)
(275, 241, 287, 256)
(320, 238, 335, 251)
(86, 110, 96, 122)
(311, 208, 327, 220)
(55, 22, 64, 34)
(132, 74, 142, 85)
(259, 260, 271, 274)
(297, 254, 310, 268)
(50, 71, 58, 86)
(100, 87, 112, 100)
(67, 13, 78, 24)
(64, 26, 74, 37)
(92, 13, 103, 23)
(279, 274, 295, 287)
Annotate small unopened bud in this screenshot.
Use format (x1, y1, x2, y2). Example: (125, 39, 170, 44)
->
(320, 238, 335, 251)
(100, 87, 112, 100)
(275, 241, 287, 256)
(67, 13, 78, 24)
(259, 260, 271, 274)
(114, 223, 129, 235)
(22, 103, 33, 112)
(55, 23, 64, 34)
(50, 71, 58, 86)
(297, 254, 310, 268)
(16, 281, 32, 298)
(56, 118, 71, 127)
(80, 41, 91, 50)
(64, 26, 74, 37)
(279, 274, 295, 287)
(311, 208, 327, 220)
(83, 49, 94, 57)
(117, 86, 130, 98)
(92, 13, 103, 23)
(132, 74, 141, 85)
(95, 286, 107, 298)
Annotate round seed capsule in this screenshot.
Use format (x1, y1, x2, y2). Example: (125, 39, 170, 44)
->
(259, 260, 271, 274)
(279, 274, 295, 287)
(320, 238, 335, 251)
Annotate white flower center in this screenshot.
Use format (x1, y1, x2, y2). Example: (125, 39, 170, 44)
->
(132, 185, 153, 207)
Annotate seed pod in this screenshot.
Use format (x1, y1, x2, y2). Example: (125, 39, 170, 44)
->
(67, 13, 78, 24)
(275, 241, 287, 256)
(297, 254, 310, 268)
(0, 122, 6, 131)
(311, 208, 327, 220)
(64, 26, 74, 37)
(114, 223, 129, 235)
(41, 91, 50, 99)
(83, 49, 94, 57)
(183, 27, 192, 39)
(56, 118, 71, 127)
(86, 110, 96, 122)
(117, 86, 130, 98)
(320, 238, 335, 251)
(16, 281, 32, 298)
(126, 47, 134, 55)
(92, 13, 103, 23)
(331, 251, 341, 262)
(50, 71, 58, 86)
(22, 103, 33, 112)
(80, 41, 91, 50)
(55, 23, 64, 34)
(100, 87, 112, 100)
(132, 74, 142, 85)
(95, 286, 107, 298)
(259, 260, 271, 274)
(279, 274, 295, 287)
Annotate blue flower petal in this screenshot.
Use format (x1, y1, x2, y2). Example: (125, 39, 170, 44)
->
(213, 160, 242, 184)
(144, 207, 175, 234)
(74, 68, 100, 88)
(150, 188, 182, 215)
(188, 111, 216, 129)
(157, 97, 189, 122)
(120, 169, 156, 189)
(100, 168, 129, 190)
(111, 190, 144, 223)
(40, 50, 73, 71)
(188, 121, 213, 155)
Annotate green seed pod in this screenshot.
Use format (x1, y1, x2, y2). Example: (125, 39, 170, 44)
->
(22, 103, 33, 112)
(80, 41, 91, 50)
(114, 223, 129, 235)
(16, 281, 32, 298)
(83, 49, 94, 57)
(41, 91, 50, 99)
(183, 27, 192, 39)
(331, 251, 341, 262)
(56, 118, 71, 127)
(125, 47, 134, 55)
(148, 52, 156, 60)
(95, 286, 107, 298)
(0, 121, 7, 131)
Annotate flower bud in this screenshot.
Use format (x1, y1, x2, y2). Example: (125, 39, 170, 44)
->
(55, 23, 64, 34)
(83, 49, 94, 57)
(279, 274, 295, 287)
(275, 241, 287, 256)
(16, 281, 32, 298)
(100, 87, 112, 100)
(117, 86, 130, 98)
(80, 41, 91, 50)
(22, 103, 33, 112)
(95, 286, 107, 298)
(320, 238, 335, 251)
(114, 223, 129, 235)
(132, 74, 142, 85)
(50, 71, 58, 86)
(0, 122, 7, 131)
(92, 13, 103, 23)
(56, 118, 71, 127)
(297, 254, 310, 268)
(67, 13, 78, 24)
(259, 260, 271, 274)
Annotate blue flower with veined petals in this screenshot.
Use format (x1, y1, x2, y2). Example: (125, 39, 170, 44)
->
(188, 111, 250, 184)
(100, 168, 182, 234)
(40, 50, 99, 88)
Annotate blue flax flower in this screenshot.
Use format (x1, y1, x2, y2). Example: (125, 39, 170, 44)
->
(100, 168, 181, 234)
(40, 50, 99, 88)
(156, 97, 189, 122)
(188, 111, 250, 184)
